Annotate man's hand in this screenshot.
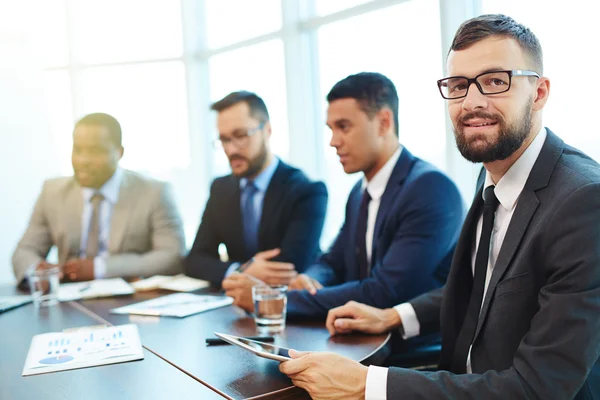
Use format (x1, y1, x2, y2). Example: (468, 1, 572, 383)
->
(288, 274, 323, 295)
(279, 350, 368, 400)
(326, 301, 401, 336)
(243, 248, 297, 285)
(62, 259, 95, 282)
(222, 273, 265, 312)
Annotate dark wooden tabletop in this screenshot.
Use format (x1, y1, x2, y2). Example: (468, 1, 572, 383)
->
(78, 290, 390, 400)
(1, 286, 389, 400)
(0, 294, 223, 400)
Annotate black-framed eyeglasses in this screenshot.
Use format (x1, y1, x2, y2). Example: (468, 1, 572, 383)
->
(437, 69, 540, 99)
(213, 121, 266, 150)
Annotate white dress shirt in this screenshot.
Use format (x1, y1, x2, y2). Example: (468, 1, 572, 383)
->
(362, 146, 402, 263)
(80, 168, 123, 279)
(365, 127, 547, 399)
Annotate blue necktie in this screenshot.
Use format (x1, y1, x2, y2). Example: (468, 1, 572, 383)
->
(242, 181, 259, 258)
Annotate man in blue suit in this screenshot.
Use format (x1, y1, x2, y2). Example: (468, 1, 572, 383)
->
(224, 72, 464, 322)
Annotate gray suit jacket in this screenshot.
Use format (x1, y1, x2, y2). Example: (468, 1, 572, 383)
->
(12, 169, 185, 283)
(388, 130, 600, 399)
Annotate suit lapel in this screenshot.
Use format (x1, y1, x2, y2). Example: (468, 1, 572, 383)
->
(108, 172, 133, 253)
(472, 130, 564, 341)
(258, 162, 288, 245)
(371, 149, 414, 262)
(64, 180, 83, 262)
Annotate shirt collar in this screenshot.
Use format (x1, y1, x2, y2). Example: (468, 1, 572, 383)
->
(82, 167, 123, 205)
(362, 145, 403, 201)
(483, 127, 547, 211)
(240, 156, 279, 193)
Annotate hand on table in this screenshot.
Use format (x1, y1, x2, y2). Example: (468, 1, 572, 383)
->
(326, 301, 401, 336)
(279, 350, 368, 400)
(62, 258, 95, 282)
(242, 248, 297, 285)
(288, 274, 323, 295)
(222, 273, 265, 312)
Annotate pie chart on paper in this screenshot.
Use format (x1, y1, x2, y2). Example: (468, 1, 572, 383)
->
(39, 355, 74, 364)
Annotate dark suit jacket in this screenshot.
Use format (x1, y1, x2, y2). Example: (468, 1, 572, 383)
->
(388, 130, 600, 399)
(184, 160, 328, 285)
(287, 148, 464, 319)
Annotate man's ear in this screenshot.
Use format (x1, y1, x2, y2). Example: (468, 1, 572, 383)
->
(532, 77, 550, 112)
(377, 108, 393, 137)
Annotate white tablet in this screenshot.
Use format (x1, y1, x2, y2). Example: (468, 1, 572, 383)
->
(213, 332, 291, 362)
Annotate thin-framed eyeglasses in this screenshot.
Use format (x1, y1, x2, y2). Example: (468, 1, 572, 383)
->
(213, 121, 266, 150)
(437, 69, 540, 100)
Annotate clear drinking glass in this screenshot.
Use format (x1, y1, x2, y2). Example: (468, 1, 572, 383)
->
(252, 285, 287, 333)
(28, 266, 60, 307)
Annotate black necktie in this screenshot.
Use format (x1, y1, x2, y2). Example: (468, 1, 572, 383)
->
(356, 189, 372, 280)
(451, 185, 500, 373)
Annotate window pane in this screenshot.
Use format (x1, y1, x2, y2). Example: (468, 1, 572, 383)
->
(482, 0, 600, 161)
(71, 0, 183, 64)
(205, 0, 282, 48)
(0, 0, 68, 68)
(317, 0, 444, 245)
(208, 39, 289, 176)
(315, 0, 373, 16)
(43, 70, 74, 174)
(78, 62, 190, 173)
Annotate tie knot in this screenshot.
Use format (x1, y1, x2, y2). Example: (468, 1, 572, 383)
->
(362, 188, 372, 202)
(90, 192, 104, 205)
(483, 186, 499, 208)
(245, 181, 258, 195)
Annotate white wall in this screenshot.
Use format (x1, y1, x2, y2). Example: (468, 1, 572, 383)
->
(0, 1, 62, 284)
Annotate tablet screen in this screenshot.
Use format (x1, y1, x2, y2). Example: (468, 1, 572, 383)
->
(236, 337, 291, 359)
(214, 332, 292, 361)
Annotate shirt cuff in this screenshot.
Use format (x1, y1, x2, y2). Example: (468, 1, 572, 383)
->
(365, 365, 388, 400)
(394, 302, 420, 339)
(94, 256, 107, 279)
(225, 262, 241, 278)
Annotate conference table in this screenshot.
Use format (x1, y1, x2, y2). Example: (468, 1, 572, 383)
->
(1, 285, 390, 399)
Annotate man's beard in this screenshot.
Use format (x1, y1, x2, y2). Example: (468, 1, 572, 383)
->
(454, 99, 533, 163)
(231, 140, 269, 178)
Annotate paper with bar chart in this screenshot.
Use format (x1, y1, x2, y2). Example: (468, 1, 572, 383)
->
(22, 324, 144, 376)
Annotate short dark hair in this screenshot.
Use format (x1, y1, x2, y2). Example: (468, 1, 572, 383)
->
(210, 91, 270, 122)
(327, 72, 399, 137)
(450, 14, 543, 74)
(75, 113, 122, 147)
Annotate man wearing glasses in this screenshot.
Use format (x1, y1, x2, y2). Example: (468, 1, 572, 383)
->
(185, 91, 328, 288)
(279, 14, 600, 399)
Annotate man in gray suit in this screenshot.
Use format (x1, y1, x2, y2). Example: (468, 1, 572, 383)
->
(13, 113, 185, 285)
(279, 14, 600, 399)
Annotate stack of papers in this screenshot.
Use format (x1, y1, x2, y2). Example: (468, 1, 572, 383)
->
(110, 293, 233, 318)
(58, 278, 134, 302)
(130, 274, 210, 292)
(22, 324, 144, 376)
(0, 295, 32, 314)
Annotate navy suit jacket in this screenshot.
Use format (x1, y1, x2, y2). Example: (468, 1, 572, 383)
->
(184, 161, 328, 286)
(287, 148, 464, 318)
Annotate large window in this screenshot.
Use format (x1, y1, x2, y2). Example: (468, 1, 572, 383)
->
(17, 0, 597, 271)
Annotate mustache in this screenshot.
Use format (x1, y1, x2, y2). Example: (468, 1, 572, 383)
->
(228, 155, 248, 163)
(458, 111, 500, 126)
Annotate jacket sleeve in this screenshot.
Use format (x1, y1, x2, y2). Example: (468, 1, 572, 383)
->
(12, 182, 53, 284)
(271, 180, 328, 273)
(184, 180, 235, 285)
(288, 172, 464, 318)
(105, 182, 185, 278)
